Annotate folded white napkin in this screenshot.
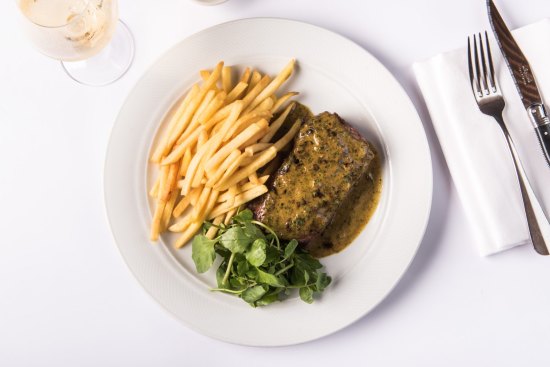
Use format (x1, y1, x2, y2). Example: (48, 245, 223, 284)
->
(414, 19, 550, 256)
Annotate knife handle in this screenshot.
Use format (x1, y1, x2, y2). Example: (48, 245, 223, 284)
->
(534, 123, 550, 166)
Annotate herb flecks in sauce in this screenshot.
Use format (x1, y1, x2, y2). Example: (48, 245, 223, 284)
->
(253, 109, 382, 257)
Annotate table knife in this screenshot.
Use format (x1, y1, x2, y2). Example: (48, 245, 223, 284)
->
(487, 0, 550, 166)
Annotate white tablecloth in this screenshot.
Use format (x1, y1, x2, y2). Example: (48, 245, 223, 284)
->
(2, 1, 550, 366)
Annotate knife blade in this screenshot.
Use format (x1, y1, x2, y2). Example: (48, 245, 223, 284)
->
(487, 0, 550, 166)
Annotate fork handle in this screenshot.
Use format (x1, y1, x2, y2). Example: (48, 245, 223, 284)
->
(496, 115, 550, 255)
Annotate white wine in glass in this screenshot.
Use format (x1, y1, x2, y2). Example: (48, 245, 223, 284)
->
(17, 0, 134, 86)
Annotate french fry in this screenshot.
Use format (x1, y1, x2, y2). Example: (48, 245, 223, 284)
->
(173, 186, 200, 217)
(164, 62, 223, 156)
(224, 207, 238, 225)
(271, 92, 298, 114)
(250, 96, 274, 114)
(245, 143, 272, 156)
(187, 90, 216, 129)
(223, 111, 271, 142)
(200, 70, 211, 81)
(239, 67, 251, 84)
(174, 221, 202, 248)
(239, 125, 269, 148)
(162, 190, 179, 230)
(205, 149, 241, 188)
(273, 119, 301, 152)
(178, 148, 192, 177)
(226, 81, 248, 103)
(241, 75, 271, 110)
(209, 185, 268, 219)
(246, 59, 295, 112)
(206, 215, 224, 239)
(180, 143, 209, 195)
(215, 147, 277, 191)
(150, 84, 199, 163)
(247, 70, 262, 93)
(249, 172, 260, 185)
(194, 189, 219, 221)
(227, 185, 239, 207)
(191, 186, 211, 220)
(222, 66, 232, 93)
(219, 153, 249, 188)
(150, 200, 166, 241)
(149, 177, 160, 197)
(218, 178, 267, 203)
(161, 125, 205, 165)
(198, 91, 227, 126)
(205, 119, 269, 175)
(169, 211, 193, 232)
(260, 102, 294, 143)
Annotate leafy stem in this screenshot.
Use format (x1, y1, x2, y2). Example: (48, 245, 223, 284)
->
(222, 252, 236, 286)
(251, 220, 280, 250)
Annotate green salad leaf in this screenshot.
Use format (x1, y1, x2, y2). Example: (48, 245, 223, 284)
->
(191, 209, 331, 307)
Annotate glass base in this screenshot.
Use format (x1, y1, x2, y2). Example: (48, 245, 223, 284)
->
(61, 20, 135, 87)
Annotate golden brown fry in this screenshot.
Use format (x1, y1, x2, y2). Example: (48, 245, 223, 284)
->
(226, 82, 248, 103)
(161, 125, 205, 165)
(209, 185, 268, 219)
(244, 143, 272, 156)
(246, 59, 295, 112)
(164, 62, 223, 156)
(169, 212, 193, 232)
(180, 143, 209, 195)
(215, 147, 277, 191)
(150, 84, 199, 163)
(273, 119, 301, 152)
(250, 97, 274, 114)
(205, 149, 240, 188)
(205, 119, 269, 175)
(198, 91, 227, 126)
(178, 148, 192, 177)
(239, 125, 269, 148)
(241, 75, 271, 110)
(174, 221, 202, 248)
(222, 66, 232, 93)
(247, 70, 261, 93)
(192, 186, 211, 220)
(260, 102, 294, 143)
(162, 190, 179, 230)
(271, 92, 298, 114)
(172, 188, 195, 217)
(239, 67, 251, 84)
(206, 215, 224, 239)
(223, 111, 271, 142)
(149, 177, 160, 198)
(224, 207, 238, 225)
(249, 172, 260, 185)
(194, 189, 219, 221)
(150, 200, 167, 241)
(200, 70, 211, 81)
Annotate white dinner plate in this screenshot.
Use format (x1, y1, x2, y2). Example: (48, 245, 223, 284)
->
(104, 18, 432, 346)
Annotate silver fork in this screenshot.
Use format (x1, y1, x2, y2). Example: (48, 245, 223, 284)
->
(468, 31, 549, 255)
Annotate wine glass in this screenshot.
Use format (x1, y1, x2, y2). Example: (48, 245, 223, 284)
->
(16, 0, 135, 86)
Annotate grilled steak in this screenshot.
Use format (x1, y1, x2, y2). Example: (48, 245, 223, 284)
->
(251, 110, 375, 248)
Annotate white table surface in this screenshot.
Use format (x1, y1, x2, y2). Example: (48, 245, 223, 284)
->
(2, 0, 550, 366)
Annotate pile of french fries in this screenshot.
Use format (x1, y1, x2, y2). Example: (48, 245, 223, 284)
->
(149, 60, 301, 248)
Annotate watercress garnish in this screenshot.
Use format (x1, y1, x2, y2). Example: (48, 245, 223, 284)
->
(191, 209, 331, 307)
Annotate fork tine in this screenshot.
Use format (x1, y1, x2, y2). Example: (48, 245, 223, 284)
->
(484, 31, 497, 92)
(468, 35, 481, 96)
(477, 32, 489, 93)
